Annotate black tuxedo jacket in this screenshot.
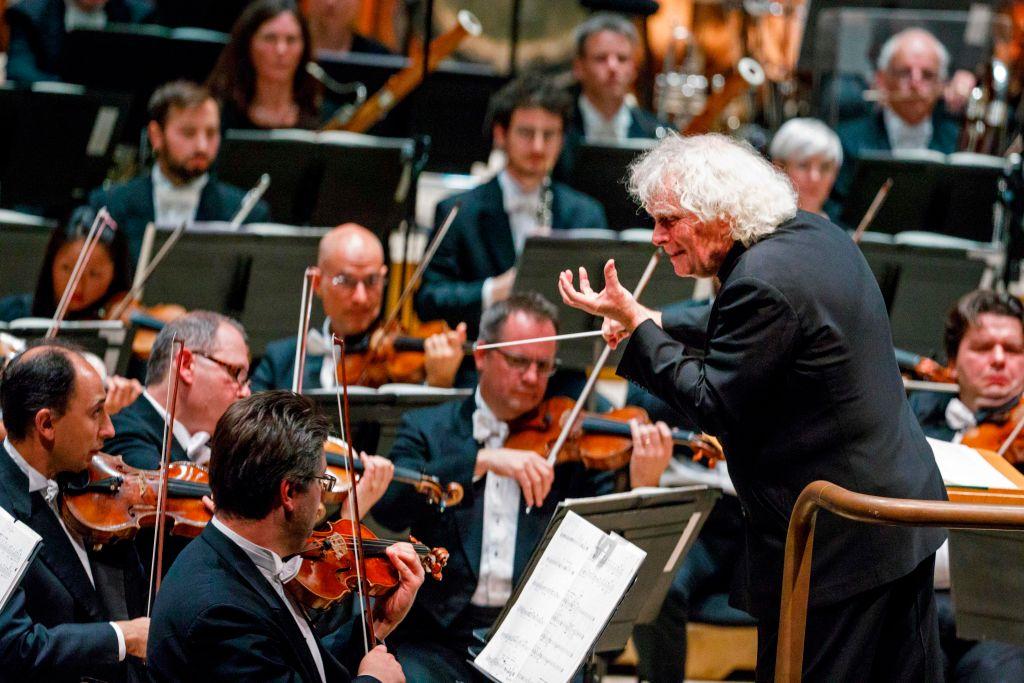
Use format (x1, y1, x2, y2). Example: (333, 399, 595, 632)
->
(555, 99, 667, 180)
(5, 0, 152, 83)
(251, 337, 323, 393)
(105, 394, 188, 470)
(148, 522, 376, 682)
(0, 448, 146, 681)
(372, 395, 615, 632)
(89, 173, 271, 265)
(414, 176, 608, 335)
(618, 211, 947, 620)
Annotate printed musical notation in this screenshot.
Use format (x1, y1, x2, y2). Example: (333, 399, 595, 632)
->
(474, 511, 646, 683)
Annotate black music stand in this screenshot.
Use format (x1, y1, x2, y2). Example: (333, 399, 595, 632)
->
(1, 320, 133, 377)
(568, 140, 656, 231)
(472, 486, 720, 682)
(0, 84, 130, 215)
(841, 151, 1001, 242)
(0, 212, 56, 298)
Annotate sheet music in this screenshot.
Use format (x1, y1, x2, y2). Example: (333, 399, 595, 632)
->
(474, 511, 646, 683)
(0, 506, 41, 611)
(928, 438, 1019, 489)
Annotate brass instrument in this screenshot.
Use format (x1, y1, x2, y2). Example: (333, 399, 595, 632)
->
(654, 25, 709, 130)
(323, 10, 482, 134)
(683, 57, 765, 135)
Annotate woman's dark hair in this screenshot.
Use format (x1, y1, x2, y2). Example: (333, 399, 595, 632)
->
(31, 206, 131, 319)
(209, 391, 329, 520)
(944, 289, 1024, 361)
(206, 0, 321, 125)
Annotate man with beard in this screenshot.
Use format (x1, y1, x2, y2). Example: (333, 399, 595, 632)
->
(89, 80, 271, 266)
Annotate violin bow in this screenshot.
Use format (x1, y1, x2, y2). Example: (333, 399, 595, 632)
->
(148, 336, 186, 613)
(544, 251, 663, 469)
(851, 178, 893, 245)
(108, 220, 189, 321)
(355, 203, 460, 385)
(331, 334, 378, 652)
(997, 410, 1024, 459)
(292, 268, 322, 393)
(47, 208, 117, 338)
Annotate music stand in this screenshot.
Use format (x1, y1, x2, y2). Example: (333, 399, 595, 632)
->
(0, 84, 130, 214)
(474, 486, 720, 681)
(0, 320, 133, 377)
(0, 212, 56, 298)
(568, 140, 657, 231)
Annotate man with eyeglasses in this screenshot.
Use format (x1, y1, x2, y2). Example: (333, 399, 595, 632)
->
(148, 390, 423, 683)
(372, 293, 672, 682)
(415, 73, 608, 339)
(831, 27, 961, 212)
(251, 222, 468, 391)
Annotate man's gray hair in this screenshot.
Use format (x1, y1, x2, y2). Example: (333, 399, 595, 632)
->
(769, 117, 843, 166)
(478, 292, 559, 344)
(876, 27, 949, 81)
(628, 133, 798, 246)
(146, 311, 246, 385)
(574, 12, 638, 57)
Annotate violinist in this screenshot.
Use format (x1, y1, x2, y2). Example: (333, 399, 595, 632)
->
(251, 222, 467, 391)
(415, 72, 607, 337)
(558, 133, 947, 680)
(371, 293, 672, 682)
(0, 341, 149, 681)
(104, 311, 251, 471)
(148, 390, 424, 683)
(88, 80, 271, 266)
(908, 289, 1024, 683)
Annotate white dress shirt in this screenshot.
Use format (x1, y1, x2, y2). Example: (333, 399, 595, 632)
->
(469, 388, 521, 607)
(2, 439, 126, 660)
(578, 94, 632, 143)
(152, 165, 209, 227)
(211, 517, 326, 682)
(883, 108, 934, 150)
(142, 391, 211, 467)
(482, 171, 551, 308)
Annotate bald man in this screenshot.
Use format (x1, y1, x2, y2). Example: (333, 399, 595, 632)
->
(251, 223, 467, 391)
(831, 27, 960, 212)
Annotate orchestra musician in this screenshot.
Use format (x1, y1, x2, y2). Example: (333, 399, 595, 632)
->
(554, 12, 668, 179)
(831, 28, 961, 212)
(372, 293, 672, 682)
(147, 390, 424, 683)
(768, 117, 842, 219)
(4, 0, 152, 83)
(250, 222, 468, 391)
(414, 73, 608, 337)
(89, 80, 271, 266)
(558, 133, 947, 680)
(0, 341, 149, 681)
(909, 289, 1024, 682)
(206, 0, 325, 131)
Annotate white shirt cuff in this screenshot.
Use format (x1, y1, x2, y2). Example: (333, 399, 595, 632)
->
(481, 277, 495, 310)
(109, 621, 126, 661)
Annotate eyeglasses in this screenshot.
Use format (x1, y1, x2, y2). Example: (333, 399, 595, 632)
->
(193, 351, 250, 387)
(309, 472, 337, 494)
(330, 272, 385, 291)
(492, 348, 559, 377)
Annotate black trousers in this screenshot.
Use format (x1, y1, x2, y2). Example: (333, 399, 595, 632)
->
(756, 555, 942, 682)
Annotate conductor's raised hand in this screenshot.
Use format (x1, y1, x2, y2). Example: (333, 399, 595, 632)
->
(558, 260, 654, 347)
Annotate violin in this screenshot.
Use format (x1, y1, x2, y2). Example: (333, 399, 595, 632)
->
(323, 438, 463, 510)
(960, 397, 1024, 467)
(339, 319, 472, 387)
(286, 518, 449, 611)
(60, 453, 211, 548)
(104, 293, 187, 359)
(894, 348, 955, 384)
(506, 396, 725, 471)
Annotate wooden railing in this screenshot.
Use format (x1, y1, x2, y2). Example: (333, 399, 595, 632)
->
(775, 480, 1024, 681)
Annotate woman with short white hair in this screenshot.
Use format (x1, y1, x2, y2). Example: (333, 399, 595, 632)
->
(769, 118, 842, 216)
